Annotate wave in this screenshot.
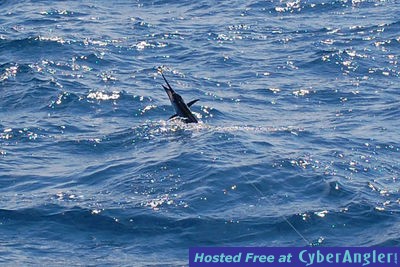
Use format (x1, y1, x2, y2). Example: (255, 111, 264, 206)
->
(248, 0, 380, 15)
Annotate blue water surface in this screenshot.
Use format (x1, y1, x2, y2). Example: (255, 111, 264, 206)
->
(1, 0, 399, 266)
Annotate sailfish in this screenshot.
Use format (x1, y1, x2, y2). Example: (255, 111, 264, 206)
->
(160, 72, 199, 123)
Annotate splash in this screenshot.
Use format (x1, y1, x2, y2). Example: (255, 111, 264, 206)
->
(142, 120, 304, 136)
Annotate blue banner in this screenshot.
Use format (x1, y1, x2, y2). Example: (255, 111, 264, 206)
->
(189, 247, 399, 267)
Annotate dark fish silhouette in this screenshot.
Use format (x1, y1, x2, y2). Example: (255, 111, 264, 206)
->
(161, 73, 199, 123)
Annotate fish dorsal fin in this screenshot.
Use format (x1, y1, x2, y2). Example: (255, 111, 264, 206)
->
(187, 99, 199, 107)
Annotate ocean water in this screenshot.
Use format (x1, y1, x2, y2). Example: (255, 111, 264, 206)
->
(1, 0, 399, 265)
